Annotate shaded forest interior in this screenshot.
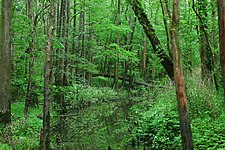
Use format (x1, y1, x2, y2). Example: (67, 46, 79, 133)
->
(1, 0, 225, 149)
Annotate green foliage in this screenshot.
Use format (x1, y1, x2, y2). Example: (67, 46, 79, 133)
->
(0, 144, 11, 150)
(0, 102, 43, 149)
(186, 73, 224, 118)
(5, 0, 225, 149)
(52, 84, 118, 111)
(128, 87, 182, 149)
(192, 115, 225, 149)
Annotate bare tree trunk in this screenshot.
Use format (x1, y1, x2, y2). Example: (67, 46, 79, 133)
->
(88, 12, 94, 85)
(54, 0, 67, 147)
(63, 0, 70, 86)
(39, 0, 54, 149)
(160, 0, 172, 58)
(164, 0, 172, 19)
(71, 0, 77, 79)
(0, 0, 12, 124)
(129, 0, 174, 80)
(211, 0, 219, 91)
(55, 0, 64, 87)
(218, 0, 225, 100)
(171, 0, 193, 149)
(142, 36, 147, 79)
(198, 0, 211, 82)
(78, 4, 86, 79)
(193, 0, 218, 89)
(114, 0, 121, 89)
(25, 0, 37, 116)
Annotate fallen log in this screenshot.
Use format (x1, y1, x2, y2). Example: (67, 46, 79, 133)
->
(92, 73, 166, 88)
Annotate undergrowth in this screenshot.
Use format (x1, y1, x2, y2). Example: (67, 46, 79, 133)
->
(1, 75, 225, 149)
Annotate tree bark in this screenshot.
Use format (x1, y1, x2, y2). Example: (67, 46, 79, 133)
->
(171, 0, 194, 149)
(218, 0, 225, 100)
(142, 36, 147, 79)
(71, 0, 77, 79)
(78, 3, 86, 79)
(0, 0, 12, 124)
(198, 0, 211, 82)
(39, 0, 54, 149)
(129, 0, 174, 80)
(192, 0, 218, 89)
(164, 0, 172, 19)
(88, 11, 94, 85)
(114, 0, 121, 89)
(92, 73, 163, 88)
(160, 0, 172, 58)
(63, 0, 70, 86)
(25, 0, 37, 116)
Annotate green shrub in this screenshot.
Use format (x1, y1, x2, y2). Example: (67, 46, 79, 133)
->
(128, 88, 182, 149)
(52, 84, 118, 111)
(0, 144, 11, 150)
(192, 115, 225, 149)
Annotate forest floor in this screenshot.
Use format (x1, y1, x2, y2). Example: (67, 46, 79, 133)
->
(1, 75, 225, 149)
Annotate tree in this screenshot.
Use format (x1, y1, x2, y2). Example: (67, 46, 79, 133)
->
(71, 0, 77, 79)
(63, 0, 70, 86)
(24, 0, 36, 116)
(170, 0, 194, 149)
(114, 0, 121, 89)
(192, 0, 218, 89)
(39, 0, 54, 149)
(54, 0, 71, 146)
(0, 0, 13, 124)
(128, 0, 174, 80)
(218, 0, 225, 100)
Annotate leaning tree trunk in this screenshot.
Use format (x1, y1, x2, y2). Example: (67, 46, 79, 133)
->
(0, 0, 12, 124)
(39, 0, 54, 149)
(129, 0, 174, 80)
(218, 0, 225, 101)
(170, 0, 194, 149)
(160, 0, 172, 58)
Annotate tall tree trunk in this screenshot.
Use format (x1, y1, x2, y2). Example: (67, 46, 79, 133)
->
(25, 0, 37, 116)
(171, 0, 194, 149)
(218, 0, 225, 100)
(164, 0, 172, 19)
(0, 0, 12, 124)
(198, 0, 211, 82)
(193, 0, 218, 89)
(78, 4, 86, 79)
(63, 0, 70, 86)
(54, 0, 65, 147)
(114, 0, 121, 89)
(122, 9, 136, 88)
(56, 0, 64, 87)
(39, 0, 54, 149)
(88, 13, 94, 85)
(129, 0, 174, 80)
(160, 0, 172, 58)
(211, 0, 219, 91)
(142, 36, 147, 79)
(71, 0, 77, 79)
